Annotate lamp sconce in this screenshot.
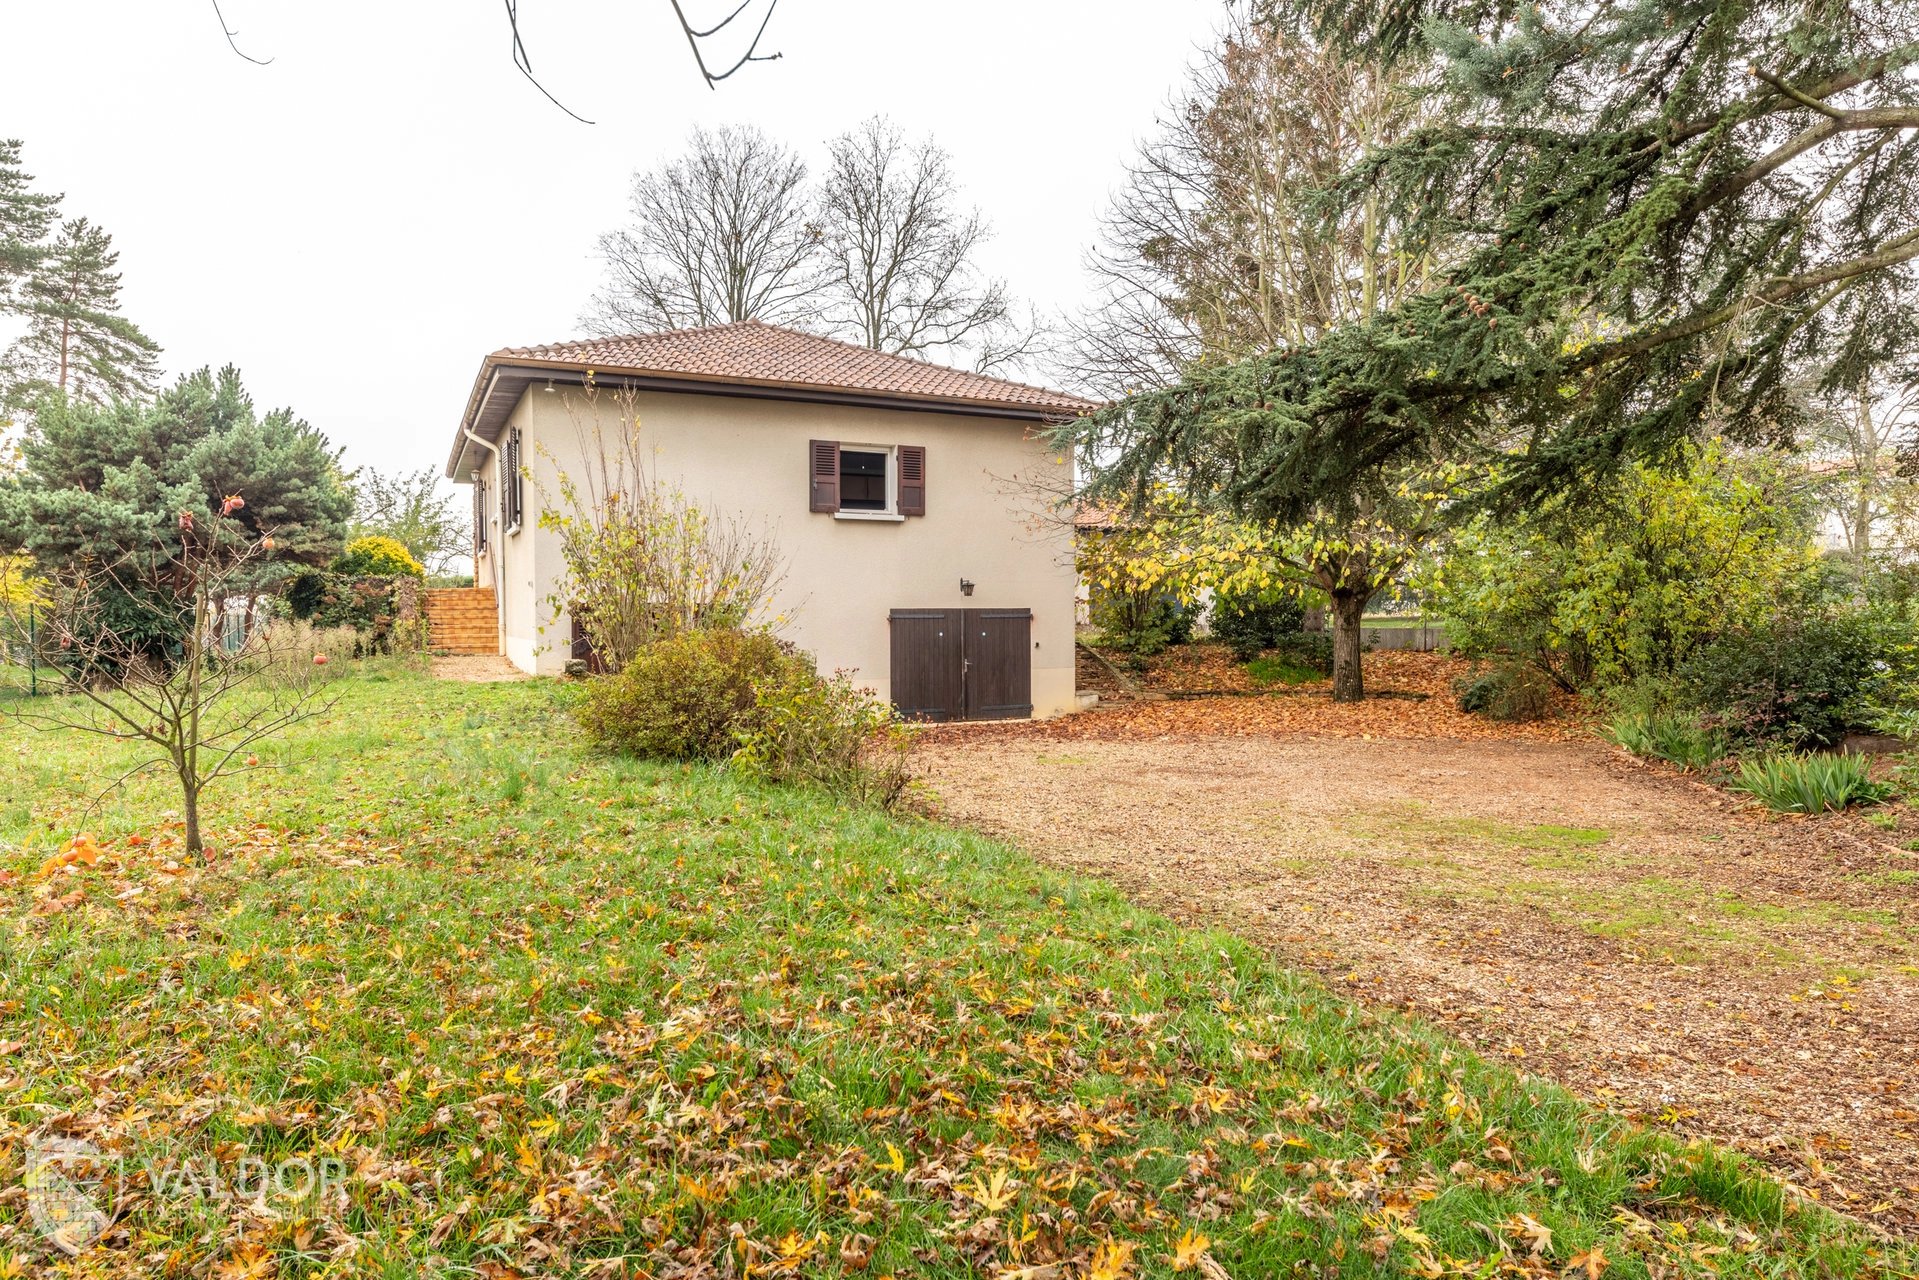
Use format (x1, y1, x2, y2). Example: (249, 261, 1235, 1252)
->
(959, 578, 975, 597)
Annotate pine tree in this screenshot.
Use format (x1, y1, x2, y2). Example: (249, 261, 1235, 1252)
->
(1074, 2, 1919, 529)
(3, 217, 162, 410)
(1, 365, 352, 573)
(0, 139, 61, 316)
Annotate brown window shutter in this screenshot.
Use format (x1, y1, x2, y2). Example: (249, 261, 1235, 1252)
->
(898, 444, 926, 516)
(810, 439, 840, 512)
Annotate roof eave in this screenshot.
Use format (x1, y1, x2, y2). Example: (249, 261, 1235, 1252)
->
(491, 352, 1101, 416)
(445, 354, 1099, 479)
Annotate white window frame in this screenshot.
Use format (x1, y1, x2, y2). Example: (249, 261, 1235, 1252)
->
(833, 443, 904, 521)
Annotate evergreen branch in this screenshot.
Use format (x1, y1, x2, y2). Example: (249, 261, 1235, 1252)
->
(1685, 105, 1919, 221)
(1575, 225, 1919, 370)
(1749, 66, 1844, 119)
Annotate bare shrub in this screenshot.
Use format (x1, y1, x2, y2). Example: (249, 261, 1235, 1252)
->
(536, 385, 786, 672)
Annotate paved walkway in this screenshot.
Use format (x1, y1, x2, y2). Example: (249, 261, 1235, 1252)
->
(431, 654, 529, 682)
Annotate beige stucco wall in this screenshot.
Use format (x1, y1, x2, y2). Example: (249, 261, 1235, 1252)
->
(469, 393, 541, 670)
(469, 386, 1079, 717)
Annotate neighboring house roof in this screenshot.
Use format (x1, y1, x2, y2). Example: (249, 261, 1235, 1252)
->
(1073, 503, 1131, 532)
(446, 320, 1101, 478)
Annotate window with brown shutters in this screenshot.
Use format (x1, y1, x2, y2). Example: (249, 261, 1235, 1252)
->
(501, 428, 524, 533)
(810, 439, 926, 517)
(898, 445, 926, 516)
(809, 439, 840, 512)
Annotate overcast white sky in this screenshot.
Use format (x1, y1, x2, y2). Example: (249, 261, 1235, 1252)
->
(1, 1, 1222, 480)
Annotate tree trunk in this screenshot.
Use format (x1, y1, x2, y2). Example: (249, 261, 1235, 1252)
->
(1329, 588, 1368, 702)
(181, 781, 202, 856)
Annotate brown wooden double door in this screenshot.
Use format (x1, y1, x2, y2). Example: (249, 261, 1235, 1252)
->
(888, 608, 1032, 721)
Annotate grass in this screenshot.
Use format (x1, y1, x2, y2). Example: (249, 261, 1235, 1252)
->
(1323, 802, 1916, 971)
(1243, 654, 1321, 686)
(0, 674, 1910, 1277)
(1359, 807, 1613, 855)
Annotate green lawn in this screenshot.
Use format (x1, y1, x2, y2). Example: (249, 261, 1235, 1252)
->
(0, 672, 1909, 1277)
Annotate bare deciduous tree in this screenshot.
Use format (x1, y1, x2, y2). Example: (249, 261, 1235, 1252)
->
(1, 503, 337, 855)
(1060, 8, 1428, 398)
(817, 117, 1035, 374)
(1807, 368, 1919, 565)
(582, 125, 820, 336)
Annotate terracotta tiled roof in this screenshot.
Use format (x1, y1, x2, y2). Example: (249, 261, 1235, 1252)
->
(1073, 503, 1130, 530)
(495, 320, 1101, 416)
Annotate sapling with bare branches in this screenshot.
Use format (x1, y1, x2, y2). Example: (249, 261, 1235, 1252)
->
(1, 498, 337, 854)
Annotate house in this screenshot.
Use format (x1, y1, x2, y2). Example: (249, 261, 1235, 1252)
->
(440, 320, 1098, 720)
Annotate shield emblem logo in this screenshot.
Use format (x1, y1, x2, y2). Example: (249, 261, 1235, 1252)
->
(25, 1136, 117, 1254)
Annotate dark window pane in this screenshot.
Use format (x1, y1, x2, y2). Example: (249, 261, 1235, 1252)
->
(839, 450, 887, 511)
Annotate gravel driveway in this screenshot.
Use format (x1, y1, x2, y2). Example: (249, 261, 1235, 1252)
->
(919, 727, 1919, 1228)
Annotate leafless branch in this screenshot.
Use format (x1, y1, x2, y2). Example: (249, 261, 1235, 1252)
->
(581, 124, 820, 333)
(670, 0, 783, 89)
(817, 116, 1035, 373)
(208, 0, 272, 66)
(502, 0, 595, 125)
(202, 2, 783, 121)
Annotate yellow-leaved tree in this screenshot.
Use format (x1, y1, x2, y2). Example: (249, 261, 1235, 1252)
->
(1079, 464, 1465, 697)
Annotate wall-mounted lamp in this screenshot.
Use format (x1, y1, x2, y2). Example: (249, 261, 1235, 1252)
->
(959, 578, 975, 596)
(544, 379, 556, 393)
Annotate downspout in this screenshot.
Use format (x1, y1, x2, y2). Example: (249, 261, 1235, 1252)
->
(461, 370, 506, 655)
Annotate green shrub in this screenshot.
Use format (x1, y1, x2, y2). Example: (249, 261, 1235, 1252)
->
(1730, 752, 1891, 813)
(1270, 630, 1333, 674)
(1427, 444, 1812, 691)
(733, 663, 915, 810)
(575, 628, 794, 760)
(1456, 664, 1554, 721)
(1608, 711, 1727, 771)
(334, 535, 424, 578)
(1210, 590, 1305, 661)
(1677, 601, 1910, 750)
(283, 570, 424, 655)
(1869, 705, 1919, 741)
(1089, 588, 1193, 656)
